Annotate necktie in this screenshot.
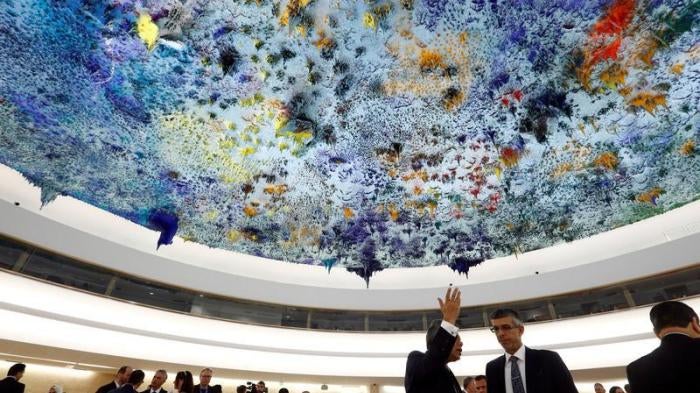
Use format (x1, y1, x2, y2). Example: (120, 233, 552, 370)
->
(510, 356, 526, 393)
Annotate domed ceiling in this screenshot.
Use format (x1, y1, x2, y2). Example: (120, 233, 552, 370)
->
(0, 0, 698, 284)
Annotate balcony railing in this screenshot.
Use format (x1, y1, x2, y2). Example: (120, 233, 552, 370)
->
(1, 233, 698, 331)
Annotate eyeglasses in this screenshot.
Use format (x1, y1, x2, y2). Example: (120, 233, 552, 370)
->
(489, 324, 517, 333)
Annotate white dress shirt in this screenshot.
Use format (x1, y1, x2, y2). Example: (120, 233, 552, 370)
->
(441, 320, 459, 336)
(504, 345, 527, 393)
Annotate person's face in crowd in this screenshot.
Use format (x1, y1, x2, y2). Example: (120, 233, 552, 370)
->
(490, 316, 524, 355)
(465, 380, 476, 393)
(15, 370, 24, 382)
(48, 387, 56, 393)
(474, 379, 486, 393)
(594, 383, 605, 393)
(256, 382, 266, 392)
(151, 372, 167, 390)
(199, 371, 212, 387)
(174, 378, 183, 390)
(447, 335, 463, 362)
(118, 368, 133, 385)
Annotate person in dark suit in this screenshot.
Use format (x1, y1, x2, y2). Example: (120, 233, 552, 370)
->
(405, 286, 464, 393)
(141, 370, 168, 393)
(485, 309, 577, 393)
(96, 366, 133, 393)
(193, 369, 221, 393)
(626, 300, 700, 393)
(0, 363, 26, 393)
(108, 370, 145, 393)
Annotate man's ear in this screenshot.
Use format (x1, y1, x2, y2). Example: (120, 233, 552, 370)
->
(691, 316, 700, 337)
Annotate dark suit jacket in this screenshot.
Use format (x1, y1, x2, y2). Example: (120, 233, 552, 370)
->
(404, 326, 461, 393)
(485, 347, 578, 393)
(0, 377, 25, 393)
(108, 384, 139, 393)
(141, 388, 168, 393)
(96, 381, 118, 393)
(192, 385, 221, 393)
(627, 333, 700, 393)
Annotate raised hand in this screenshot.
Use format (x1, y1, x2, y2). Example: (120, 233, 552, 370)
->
(437, 286, 461, 325)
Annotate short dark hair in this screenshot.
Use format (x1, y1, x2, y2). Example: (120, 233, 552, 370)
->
(650, 301, 698, 334)
(236, 386, 247, 393)
(490, 309, 523, 325)
(609, 386, 622, 393)
(128, 370, 145, 385)
(7, 363, 25, 377)
(257, 381, 265, 386)
(475, 375, 486, 382)
(279, 389, 289, 393)
(117, 366, 130, 375)
(463, 376, 474, 387)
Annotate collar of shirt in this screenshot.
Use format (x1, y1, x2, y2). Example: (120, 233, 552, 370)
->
(504, 345, 526, 363)
(115, 380, 122, 388)
(661, 332, 691, 338)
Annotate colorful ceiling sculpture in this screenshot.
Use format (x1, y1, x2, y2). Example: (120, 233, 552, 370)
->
(0, 0, 698, 284)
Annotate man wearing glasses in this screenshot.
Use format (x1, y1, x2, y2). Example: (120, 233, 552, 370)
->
(485, 309, 577, 393)
(404, 286, 464, 393)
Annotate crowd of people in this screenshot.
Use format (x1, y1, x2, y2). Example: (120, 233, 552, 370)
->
(1, 290, 698, 393)
(405, 287, 700, 393)
(0, 365, 307, 393)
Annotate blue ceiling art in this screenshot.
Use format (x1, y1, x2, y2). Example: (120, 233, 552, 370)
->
(0, 0, 698, 285)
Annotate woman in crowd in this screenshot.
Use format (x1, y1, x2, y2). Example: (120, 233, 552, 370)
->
(173, 371, 194, 393)
(609, 386, 625, 393)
